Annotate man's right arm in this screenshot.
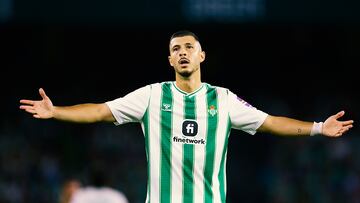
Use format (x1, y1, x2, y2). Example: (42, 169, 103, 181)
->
(19, 88, 115, 123)
(53, 103, 115, 123)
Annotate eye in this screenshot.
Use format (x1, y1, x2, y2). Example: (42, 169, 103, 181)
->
(172, 47, 179, 52)
(186, 45, 193, 49)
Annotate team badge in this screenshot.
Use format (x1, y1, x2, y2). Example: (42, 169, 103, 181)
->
(208, 105, 217, 116)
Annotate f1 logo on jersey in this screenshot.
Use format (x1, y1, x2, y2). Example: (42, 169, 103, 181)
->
(182, 120, 198, 136)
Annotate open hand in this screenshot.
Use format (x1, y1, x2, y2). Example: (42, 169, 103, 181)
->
(20, 88, 54, 119)
(322, 111, 354, 137)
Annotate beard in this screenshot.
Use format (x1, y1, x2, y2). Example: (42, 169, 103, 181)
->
(178, 70, 192, 77)
(175, 65, 199, 78)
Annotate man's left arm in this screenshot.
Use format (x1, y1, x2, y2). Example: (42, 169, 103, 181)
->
(257, 111, 354, 137)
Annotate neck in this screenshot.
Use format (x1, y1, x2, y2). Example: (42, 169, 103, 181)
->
(175, 71, 202, 93)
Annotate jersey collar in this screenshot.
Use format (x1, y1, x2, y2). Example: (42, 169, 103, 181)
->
(172, 82, 205, 97)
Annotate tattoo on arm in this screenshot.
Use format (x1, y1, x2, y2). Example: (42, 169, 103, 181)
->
(297, 128, 302, 135)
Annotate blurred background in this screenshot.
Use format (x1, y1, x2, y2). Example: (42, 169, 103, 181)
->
(1, 0, 359, 202)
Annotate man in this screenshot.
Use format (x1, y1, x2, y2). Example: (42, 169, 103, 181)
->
(59, 179, 129, 203)
(59, 168, 129, 203)
(20, 30, 354, 203)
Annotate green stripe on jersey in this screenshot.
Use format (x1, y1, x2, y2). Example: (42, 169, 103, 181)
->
(219, 117, 231, 203)
(183, 95, 196, 203)
(204, 85, 218, 203)
(143, 109, 151, 203)
(160, 83, 173, 203)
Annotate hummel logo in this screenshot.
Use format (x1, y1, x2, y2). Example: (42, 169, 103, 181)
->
(161, 103, 172, 111)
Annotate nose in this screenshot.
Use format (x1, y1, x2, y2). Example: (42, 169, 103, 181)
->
(179, 48, 187, 57)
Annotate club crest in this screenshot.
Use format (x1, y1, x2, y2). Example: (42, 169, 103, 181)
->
(208, 105, 217, 116)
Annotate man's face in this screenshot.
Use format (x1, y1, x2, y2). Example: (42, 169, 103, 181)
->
(168, 35, 205, 78)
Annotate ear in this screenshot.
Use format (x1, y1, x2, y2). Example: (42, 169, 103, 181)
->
(200, 51, 206, 63)
(168, 56, 174, 67)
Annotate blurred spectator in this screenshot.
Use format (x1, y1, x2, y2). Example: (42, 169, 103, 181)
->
(59, 169, 129, 203)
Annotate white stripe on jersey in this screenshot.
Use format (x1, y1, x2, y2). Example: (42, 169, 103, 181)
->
(148, 84, 162, 203)
(171, 84, 184, 203)
(211, 88, 227, 203)
(193, 89, 207, 203)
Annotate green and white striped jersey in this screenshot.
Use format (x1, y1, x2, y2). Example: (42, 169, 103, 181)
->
(106, 82, 268, 203)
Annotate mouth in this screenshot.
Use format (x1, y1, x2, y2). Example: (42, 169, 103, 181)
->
(178, 58, 190, 65)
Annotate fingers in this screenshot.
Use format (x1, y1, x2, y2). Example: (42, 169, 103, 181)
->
(344, 125, 353, 131)
(20, 106, 42, 119)
(332, 130, 347, 137)
(20, 106, 36, 114)
(20, 99, 35, 105)
(39, 88, 48, 100)
(20, 88, 47, 107)
(20, 105, 33, 110)
(334, 110, 345, 119)
(19, 105, 28, 110)
(336, 125, 353, 136)
(342, 120, 354, 127)
(334, 132, 343, 137)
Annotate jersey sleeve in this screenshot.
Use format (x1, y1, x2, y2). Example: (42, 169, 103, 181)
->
(228, 90, 268, 135)
(105, 85, 150, 125)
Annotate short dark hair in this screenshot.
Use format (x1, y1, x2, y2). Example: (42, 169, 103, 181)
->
(170, 30, 200, 42)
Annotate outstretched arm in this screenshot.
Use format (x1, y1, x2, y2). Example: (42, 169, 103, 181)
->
(19, 88, 115, 123)
(257, 111, 354, 137)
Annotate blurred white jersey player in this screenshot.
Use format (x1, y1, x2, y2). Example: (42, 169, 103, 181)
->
(60, 179, 129, 203)
(70, 185, 129, 203)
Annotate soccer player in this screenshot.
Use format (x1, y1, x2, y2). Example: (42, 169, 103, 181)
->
(20, 30, 354, 203)
(59, 179, 129, 203)
(59, 168, 129, 203)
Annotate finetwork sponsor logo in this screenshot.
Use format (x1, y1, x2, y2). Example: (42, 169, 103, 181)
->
(182, 120, 198, 136)
(173, 136, 206, 145)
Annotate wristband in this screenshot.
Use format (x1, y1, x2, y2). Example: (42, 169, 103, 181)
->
(310, 121, 323, 136)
